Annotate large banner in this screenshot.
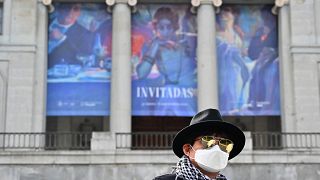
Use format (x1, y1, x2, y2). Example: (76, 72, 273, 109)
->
(131, 5, 197, 116)
(47, 3, 112, 116)
(216, 5, 280, 116)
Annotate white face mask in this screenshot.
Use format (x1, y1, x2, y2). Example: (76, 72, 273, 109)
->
(191, 145, 229, 173)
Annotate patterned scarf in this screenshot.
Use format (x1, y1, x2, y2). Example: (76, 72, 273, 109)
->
(174, 155, 227, 180)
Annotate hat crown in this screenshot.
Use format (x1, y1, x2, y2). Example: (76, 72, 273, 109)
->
(190, 109, 223, 125)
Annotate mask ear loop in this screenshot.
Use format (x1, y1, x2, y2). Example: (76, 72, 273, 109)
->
(188, 144, 196, 160)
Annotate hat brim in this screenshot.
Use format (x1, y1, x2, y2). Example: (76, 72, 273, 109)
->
(172, 121, 245, 160)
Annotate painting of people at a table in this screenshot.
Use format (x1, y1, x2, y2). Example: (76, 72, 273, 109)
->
(47, 3, 112, 116)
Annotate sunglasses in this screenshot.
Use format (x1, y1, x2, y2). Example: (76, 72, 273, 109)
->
(196, 136, 234, 153)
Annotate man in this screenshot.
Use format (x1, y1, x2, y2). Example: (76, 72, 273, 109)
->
(247, 6, 279, 114)
(48, 3, 94, 68)
(154, 109, 245, 180)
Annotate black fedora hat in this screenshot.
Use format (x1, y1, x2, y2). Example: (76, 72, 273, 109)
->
(172, 109, 245, 160)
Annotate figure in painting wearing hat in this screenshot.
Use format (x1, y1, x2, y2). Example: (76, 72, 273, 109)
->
(154, 109, 245, 180)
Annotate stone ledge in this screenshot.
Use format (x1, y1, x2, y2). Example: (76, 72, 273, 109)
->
(0, 44, 37, 53)
(0, 149, 319, 165)
(291, 44, 320, 54)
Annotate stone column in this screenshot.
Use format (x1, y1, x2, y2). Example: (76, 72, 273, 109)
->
(108, 0, 135, 133)
(316, 0, 320, 44)
(276, 0, 295, 132)
(192, 0, 222, 111)
(32, 0, 50, 133)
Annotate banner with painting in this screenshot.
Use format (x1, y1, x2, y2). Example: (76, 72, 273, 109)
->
(131, 4, 198, 116)
(216, 5, 280, 116)
(47, 3, 112, 116)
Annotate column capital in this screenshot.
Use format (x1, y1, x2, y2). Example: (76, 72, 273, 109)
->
(41, 0, 54, 13)
(272, 0, 290, 15)
(41, 0, 51, 6)
(191, 0, 222, 8)
(106, 0, 137, 13)
(275, 0, 290, 7)
(106, 0, 137, 6)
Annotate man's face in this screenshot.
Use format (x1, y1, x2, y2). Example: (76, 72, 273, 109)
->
(188, 136, 205, 168)
(221, 9, 234, 22)
(219, 8, 235, 28)
(185, 133, 232, 172)
(156, 18, 175, 40)
(57, 4, 81, 25)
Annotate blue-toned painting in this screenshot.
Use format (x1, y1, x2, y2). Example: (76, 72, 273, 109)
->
(216, 5, 280, 116)
(131, 4, 197, 116)
(47, 3, 112, 116)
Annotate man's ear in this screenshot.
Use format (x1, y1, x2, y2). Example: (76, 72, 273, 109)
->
(182, 144, 192, 156)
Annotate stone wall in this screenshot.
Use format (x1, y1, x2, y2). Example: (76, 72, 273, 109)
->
(0, 163, 319, 180)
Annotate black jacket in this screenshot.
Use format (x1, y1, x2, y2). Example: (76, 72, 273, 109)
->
(154, 173, 227, 180)
(154, 174, 184, 180)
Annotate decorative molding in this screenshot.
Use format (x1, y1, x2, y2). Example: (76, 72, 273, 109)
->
(41, 0, 54, 13)
(191, 0, 222, 7)
(0, 44, 37, 53)
(190, 0, 222, 14)
(272, 0, 290, 15)
(105, 0, 115, 6)
(191, 0, 201, 7)
(275, 0, 290, 7)
(106, 0, 137, 13)
(291, 45, 320, 54)
(105, 0, 137, 6)
(42, 0, 51, 6)
(212, 0, 222, 7)
(128, 0, 137, 6)
(1, 150, 320, 164)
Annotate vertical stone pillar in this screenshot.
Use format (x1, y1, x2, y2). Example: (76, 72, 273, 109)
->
(109, 0, 133, 133)
(0, 61, 8, 133)
(192, 0, 222, 111)
(33, 0, 50, 133)
(277, 1, 295, 132)
(316, 0, 320, 44)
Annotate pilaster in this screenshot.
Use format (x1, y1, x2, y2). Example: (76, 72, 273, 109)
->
(277, 0, 295, 132)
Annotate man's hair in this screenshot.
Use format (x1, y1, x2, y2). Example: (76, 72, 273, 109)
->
(56, 3, 81, 14)
(152, 7, 179, 31)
